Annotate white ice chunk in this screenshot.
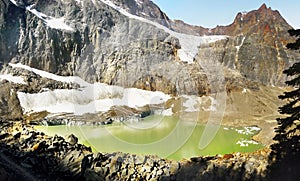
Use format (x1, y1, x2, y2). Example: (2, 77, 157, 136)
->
(236, 139, 259, 147)
(161, 108, 173, 116)
(234, 126, 261, 135)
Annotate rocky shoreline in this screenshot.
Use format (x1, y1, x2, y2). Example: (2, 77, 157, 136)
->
(27, 105, 154, 126)
(0, 119, 270, 180)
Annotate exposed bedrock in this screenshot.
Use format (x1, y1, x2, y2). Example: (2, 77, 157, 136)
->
(0, 0, 299, 97)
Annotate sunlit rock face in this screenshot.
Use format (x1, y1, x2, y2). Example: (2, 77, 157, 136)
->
(0, 82, 23, 120)
(0, 0, 299, 96)
(177, 3, 300, 86)
(207, 4, 300, 86)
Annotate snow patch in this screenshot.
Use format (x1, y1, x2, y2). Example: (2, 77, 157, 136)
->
(135, 0, 143, 6)
(242, 88, 247, 94)
(0, 74, 27, 85)
(26, 5, 74, 31)
(9, 0, 18, 6)
(235, 36, 246, 50)
(161, 108, 173, 116)
(9, 63, 88, 87)
(234, 36, 246, 69)
(45, 17, 74, 32)
(182, 95, 200, 112)
(18, 85, 170, 115)
(241, 11, 248, 21)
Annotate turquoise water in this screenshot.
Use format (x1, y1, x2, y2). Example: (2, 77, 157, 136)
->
(35, 115, 263, 160)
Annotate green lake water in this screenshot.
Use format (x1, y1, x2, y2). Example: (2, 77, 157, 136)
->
(35, 115, 263, 160)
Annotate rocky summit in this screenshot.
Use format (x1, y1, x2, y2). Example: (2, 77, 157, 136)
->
(0, 0, 299, 180)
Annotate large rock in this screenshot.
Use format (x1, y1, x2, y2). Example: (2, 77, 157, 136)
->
(0, 82, 23, 120)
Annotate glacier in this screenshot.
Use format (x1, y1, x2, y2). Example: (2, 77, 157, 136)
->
(11, 63, 170, 115)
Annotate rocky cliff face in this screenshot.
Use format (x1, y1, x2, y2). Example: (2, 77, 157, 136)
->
(0, 0, 212, 95)
(0, 82, 23, 120)
(0, 0, 299, 95)
(207, 4, 299, 85)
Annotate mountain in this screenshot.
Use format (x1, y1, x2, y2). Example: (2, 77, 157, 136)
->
(0, 1, 299, 179)
(179, 3, 298, 86)
(0, 0, 299, 120)
(111, 2, 300, 86)
(0, 0, 215, 95)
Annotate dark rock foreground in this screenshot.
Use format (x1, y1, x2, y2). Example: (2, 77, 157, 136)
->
(0, 119, 269, 180)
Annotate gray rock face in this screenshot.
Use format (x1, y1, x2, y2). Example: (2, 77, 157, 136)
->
(110, 0, 171, 26)
(0, 0, 210, 95)
(196, 36, 299, 86)
(0, 0, 299, 96)
(0, 82, 23, 120)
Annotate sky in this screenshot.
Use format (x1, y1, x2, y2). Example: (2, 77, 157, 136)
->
(151, 0, 300, 29)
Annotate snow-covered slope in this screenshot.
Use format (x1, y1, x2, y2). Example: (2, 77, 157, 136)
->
(21, 0, 226, 63)
(9, 63, 88, 87)
(11, 63, 170, 115)
(98, 0, 228, 63)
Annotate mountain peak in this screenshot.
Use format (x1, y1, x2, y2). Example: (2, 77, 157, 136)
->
(259, 3, 268, 10)
(208, 2, 292, 41)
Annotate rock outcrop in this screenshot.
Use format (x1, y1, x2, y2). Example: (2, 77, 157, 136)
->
(0, 82, 23, 120)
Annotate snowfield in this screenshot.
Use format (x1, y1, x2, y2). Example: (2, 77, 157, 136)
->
(10, 63, 170, 115)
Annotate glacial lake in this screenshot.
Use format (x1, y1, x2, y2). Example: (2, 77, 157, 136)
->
(35, 115, 263, 160)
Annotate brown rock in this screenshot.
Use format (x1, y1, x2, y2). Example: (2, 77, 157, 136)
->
(223, 154, 234, 159)
(31, 142, 40, 151)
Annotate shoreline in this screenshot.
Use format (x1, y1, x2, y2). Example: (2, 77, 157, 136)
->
(0, 119, 270, 180)
(33, 111, 277, 148)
